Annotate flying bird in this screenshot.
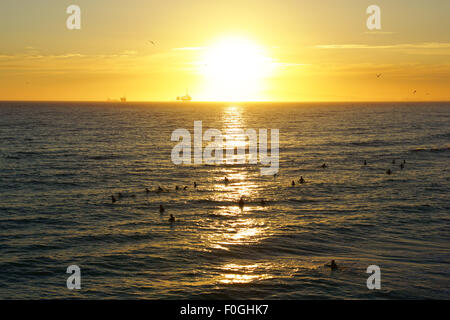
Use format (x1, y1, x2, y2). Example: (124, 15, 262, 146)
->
(148, 40, 156, 46)
(376, 73, 382, 78)
(413, 90, 417, 94)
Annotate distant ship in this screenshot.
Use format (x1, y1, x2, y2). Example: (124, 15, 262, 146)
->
(177, 89, 192, 102)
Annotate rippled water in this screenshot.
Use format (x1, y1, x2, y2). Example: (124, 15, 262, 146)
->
(0, 101, 449, 299)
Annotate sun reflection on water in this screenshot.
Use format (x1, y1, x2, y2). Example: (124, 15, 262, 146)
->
(198, 104, 272, 252)
(218, 263, 273, 284)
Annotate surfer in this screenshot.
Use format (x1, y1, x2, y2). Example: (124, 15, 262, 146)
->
(238, 197, 245, 209)
(291, 180, 296, 186)
(364, 160, 367, 166)
(299, 176, 305, 184)
(321, 163, 328, 168)
(159, 204, 165, 214)
(224, 177, 229, 184)
(386, 169, 392, 175)
(111, 195, 116, 203)
(194, 182, 197, 188)
(325, 260, 338, 270)
(169, 214, 175, 223)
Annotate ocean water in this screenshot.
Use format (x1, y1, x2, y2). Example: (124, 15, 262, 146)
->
(0, 101, 448, 299)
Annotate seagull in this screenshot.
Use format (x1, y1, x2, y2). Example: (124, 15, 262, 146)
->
(413, 90, 417, 94)
(376, 73, 382, 78)
(148, 40, 156, 46)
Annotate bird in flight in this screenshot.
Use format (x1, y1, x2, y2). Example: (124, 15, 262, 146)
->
(413, 90, 417, 94)
(376, 73, 382, 78)
(148, 40, 156, 46)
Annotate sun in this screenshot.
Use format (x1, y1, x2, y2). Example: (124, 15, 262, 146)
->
(200, 37, 273, 101)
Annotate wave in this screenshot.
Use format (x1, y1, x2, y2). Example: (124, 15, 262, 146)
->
(410, 146, 450, 153)
(429, 132, 450, 139)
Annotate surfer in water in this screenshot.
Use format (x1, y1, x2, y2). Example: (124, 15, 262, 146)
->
(364, 160, 367, 166)
(194, 182, 197, 188)
(321, 163, 328, 168)
(169, 214, 175, 223)
(325, 260, 338, 270)
(224, 177, 229, 184)
(299, 176, 305, 184)
(238, 197, 245, 209)
(291, 180, 296, 186)
(111, 195, 116, 203)
(145, 188, 150, 194)
(386, 169, 392, 175)
(400, 163, 404, 170)
(159, 205, 165, 214)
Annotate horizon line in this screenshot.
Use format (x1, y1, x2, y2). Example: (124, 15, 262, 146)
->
(1, 99, 449, 104)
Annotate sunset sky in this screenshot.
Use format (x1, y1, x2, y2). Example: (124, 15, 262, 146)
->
(1, 0, 449, 101)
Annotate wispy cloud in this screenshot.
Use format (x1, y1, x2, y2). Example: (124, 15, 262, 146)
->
(274, 62, 311, 68)
(363, 31, 396, 35)
(315, 42, 450, 49)
(172, 47, 205, 51)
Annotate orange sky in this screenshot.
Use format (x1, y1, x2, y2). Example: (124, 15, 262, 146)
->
(1, 0, 449, 101)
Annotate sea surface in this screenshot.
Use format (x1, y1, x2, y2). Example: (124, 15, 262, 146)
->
(0, 101, 449, 299)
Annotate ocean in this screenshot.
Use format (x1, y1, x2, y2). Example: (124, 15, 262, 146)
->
(0, 101, 448, 299)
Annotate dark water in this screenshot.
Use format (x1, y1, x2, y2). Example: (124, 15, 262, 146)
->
(0, 101, 449, 299)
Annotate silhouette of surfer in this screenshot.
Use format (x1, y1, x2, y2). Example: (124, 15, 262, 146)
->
(325, 260, 338, 270)
(238, 197, 245, 209)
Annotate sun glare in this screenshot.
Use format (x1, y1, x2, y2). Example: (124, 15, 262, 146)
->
(201, 37, 273, 101)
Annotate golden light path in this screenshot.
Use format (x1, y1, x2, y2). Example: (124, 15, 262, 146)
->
(202, 104, 274, 284)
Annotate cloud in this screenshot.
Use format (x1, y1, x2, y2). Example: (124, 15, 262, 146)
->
(363, 31, 396, 35)
(315, 42, 450, 49)
(172, 47, 205, 51)
(274, 62, 311, 68)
